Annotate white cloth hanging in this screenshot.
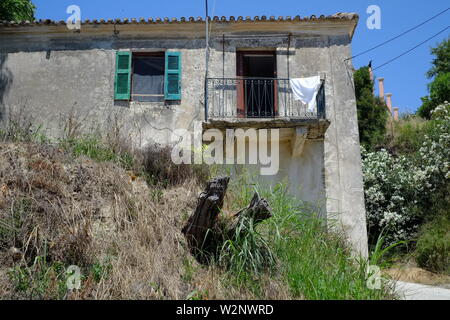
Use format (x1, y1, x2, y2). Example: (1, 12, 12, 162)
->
(290, 76, 322, 112)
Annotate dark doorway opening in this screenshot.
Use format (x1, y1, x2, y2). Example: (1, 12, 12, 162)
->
(237, 51, 277, 118)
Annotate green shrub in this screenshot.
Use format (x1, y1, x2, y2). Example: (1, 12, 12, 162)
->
(362, 103, 450, 246)
(389, 116, 427, 154)
(354, 67, 389, 150)
(418, 73, 450, 119)
(0, 0, 35, 22)
(416, 214, 450, 275)
(418, 37, 450, 119)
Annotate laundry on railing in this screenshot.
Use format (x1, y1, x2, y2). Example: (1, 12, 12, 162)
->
(205, 78, 325, 120)
(289, 76, 322, 112)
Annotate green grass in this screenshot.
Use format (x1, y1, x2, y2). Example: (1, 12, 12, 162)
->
(90, 259, 113, 283)
(8, 255, 115, 299)
(59, 135, 135, 170)
(220, 173, 395, 300)
(278, 218, 399, 299)
(216, 214, 276, 296)
(8, 256, 68, 300)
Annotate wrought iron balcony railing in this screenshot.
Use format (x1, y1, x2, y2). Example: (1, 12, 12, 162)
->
(205, 78, 325, 121)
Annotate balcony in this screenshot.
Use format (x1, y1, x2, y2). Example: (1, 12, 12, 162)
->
(203, 78, 329, 157)
(205, 78, 326, 123)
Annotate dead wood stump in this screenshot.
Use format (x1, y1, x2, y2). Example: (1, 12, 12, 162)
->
(182, 176, 272, 263)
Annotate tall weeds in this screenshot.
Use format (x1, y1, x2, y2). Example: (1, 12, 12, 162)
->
(220, 173, 396, 300)
(0, 109, 396, 300)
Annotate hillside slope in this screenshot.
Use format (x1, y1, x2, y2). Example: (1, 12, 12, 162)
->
(0, 142, 213, 299)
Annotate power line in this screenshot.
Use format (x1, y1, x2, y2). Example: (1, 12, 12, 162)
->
(373, 26, 449, 71)
(349, 7, 449, 60)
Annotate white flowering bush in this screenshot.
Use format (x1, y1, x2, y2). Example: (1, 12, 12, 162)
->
(418, 103, 450, 182)
(362, 147, 421, 244)
(362, 102, 450, 245)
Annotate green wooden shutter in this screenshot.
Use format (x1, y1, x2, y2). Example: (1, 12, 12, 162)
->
(114, 51, 132, 100)
(164, 52, 182, 100)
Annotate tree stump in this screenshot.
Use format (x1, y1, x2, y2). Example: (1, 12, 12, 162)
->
(182, 176, 230, 259)
(182, 176, 272, 263)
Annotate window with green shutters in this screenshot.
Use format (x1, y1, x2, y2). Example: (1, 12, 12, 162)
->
(114, 51, 182, 101)
(114, 51, 132, 100)
(164, 52, 182, 100)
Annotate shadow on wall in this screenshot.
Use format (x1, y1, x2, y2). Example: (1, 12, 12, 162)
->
(0, 54, 12, 122)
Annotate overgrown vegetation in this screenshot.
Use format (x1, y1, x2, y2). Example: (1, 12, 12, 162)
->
(0, 0, 35, 22)
(415, 214, 450, 275)
(140, 143, 209, 187)
(59, 135, 135, 170)
(418, 37, 450, 119)
(219, 174, 395, 299)
(361, 103, 449, 274)
(354, 66, 389, 150)
(0, 114, 396, 299)
(355, 38, 450, 277)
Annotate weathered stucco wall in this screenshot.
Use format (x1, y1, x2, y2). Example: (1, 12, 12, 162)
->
(0, 38, 207, 148)
(0, 21, 368, 256)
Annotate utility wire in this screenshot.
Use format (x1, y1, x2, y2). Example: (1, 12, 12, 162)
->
(348, 7, 449, 60)
(373, 26, 449, 70)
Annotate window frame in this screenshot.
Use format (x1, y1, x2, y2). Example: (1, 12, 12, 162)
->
(130, 51, 166, 103)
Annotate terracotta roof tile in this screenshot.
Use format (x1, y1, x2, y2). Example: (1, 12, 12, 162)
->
(0, 13, 358, 27)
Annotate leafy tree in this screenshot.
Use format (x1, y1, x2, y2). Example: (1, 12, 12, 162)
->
(418, 37, 450, 119)
(354, 66, 388, 150)
(427, 37, 450, 78)
(419, 72, 450, 119)
(0, 0, 35, 22)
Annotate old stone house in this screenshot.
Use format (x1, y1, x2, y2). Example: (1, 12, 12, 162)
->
(0, 13, 368, 256)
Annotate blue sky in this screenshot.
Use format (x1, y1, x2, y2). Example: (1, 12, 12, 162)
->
(33, 0, 449, 113)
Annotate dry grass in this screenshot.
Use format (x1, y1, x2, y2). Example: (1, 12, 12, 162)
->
(384, 115, 428, 154)
(384, 267, 450, 287)
(139, 143, 210, 187)
(0, 141, 290, 300)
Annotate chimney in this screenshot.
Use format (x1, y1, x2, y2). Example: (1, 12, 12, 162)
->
(369, 63, 374, 82)
(386, 93, 393, 114)
(378, 77, 385, 100)
(368, 61, 374, 93)
(393, 107, 399, 121)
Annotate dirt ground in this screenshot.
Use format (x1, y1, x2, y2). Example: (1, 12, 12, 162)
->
(385, 266, 450, 288)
